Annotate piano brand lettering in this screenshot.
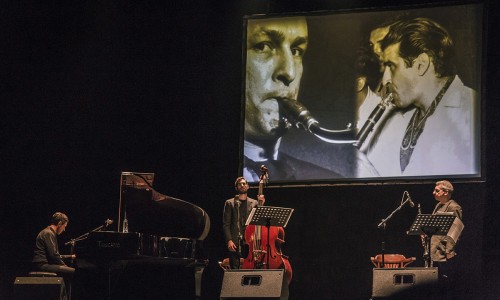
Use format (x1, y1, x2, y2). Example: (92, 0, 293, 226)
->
(97, 240, 121, 248)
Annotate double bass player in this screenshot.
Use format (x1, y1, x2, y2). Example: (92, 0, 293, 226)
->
(223, 177, 265, 269)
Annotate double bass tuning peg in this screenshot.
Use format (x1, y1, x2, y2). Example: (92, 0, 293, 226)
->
(260, 165, 269, 184)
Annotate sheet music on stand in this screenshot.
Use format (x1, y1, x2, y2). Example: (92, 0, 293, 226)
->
(245, 206, 294, 227)
(407, 213, 464, 243)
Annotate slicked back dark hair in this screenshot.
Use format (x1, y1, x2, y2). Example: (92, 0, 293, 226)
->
(381, 17, 456, 78)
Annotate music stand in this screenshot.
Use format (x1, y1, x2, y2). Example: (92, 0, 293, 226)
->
(407, 214, 456, 267)
(245, 206, 294, 269)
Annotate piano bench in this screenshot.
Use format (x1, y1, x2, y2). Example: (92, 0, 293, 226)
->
(28, 271, 58, 277)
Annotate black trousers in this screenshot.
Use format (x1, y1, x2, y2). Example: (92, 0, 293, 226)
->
(228, 240, 249, 269)
(34, 263, 75, 299)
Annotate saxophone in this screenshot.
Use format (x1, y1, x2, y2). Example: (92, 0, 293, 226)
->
(279, 83, 394, 147)
(279, 98, 357, 144)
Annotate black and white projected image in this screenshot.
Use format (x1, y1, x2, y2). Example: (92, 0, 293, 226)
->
(241, 3, 482, 184)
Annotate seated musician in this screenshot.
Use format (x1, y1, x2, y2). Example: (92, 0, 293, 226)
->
(32, 212, 75, 284)
(223, 177, 265, 269)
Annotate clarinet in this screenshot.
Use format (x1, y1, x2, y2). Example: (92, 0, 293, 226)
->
(419, 204, 430, 266)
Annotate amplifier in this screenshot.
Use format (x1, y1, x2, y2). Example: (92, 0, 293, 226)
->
(372, 267, 438, 298)
(220, 269, 288, 299)
(13, 277, 66, 300)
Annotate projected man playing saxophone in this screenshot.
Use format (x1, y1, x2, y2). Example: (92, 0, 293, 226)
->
(243, 16, 355, 182)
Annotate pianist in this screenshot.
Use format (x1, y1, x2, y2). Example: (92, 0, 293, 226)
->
(32, 212, 76, 276)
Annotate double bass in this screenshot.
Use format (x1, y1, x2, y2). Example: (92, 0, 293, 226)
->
(242, 166, 293, 284)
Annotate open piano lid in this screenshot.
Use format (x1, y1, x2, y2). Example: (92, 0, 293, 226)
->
(118, 172, 210, 240)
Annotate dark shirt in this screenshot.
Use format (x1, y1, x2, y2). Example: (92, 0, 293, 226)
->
(223, 197, 259, 245)
(32, 226, 65, 265)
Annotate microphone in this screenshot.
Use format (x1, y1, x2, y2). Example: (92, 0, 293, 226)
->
(405, 191, 415, 207)
(105, 219, 114, 227)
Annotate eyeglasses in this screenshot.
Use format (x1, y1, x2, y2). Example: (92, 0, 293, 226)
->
(434, 188, 447, 193)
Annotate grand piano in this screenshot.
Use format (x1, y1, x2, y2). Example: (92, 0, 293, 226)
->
(73, 172, 211, 300)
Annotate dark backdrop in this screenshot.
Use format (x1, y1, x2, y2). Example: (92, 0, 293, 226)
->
(1, 0, 498, 299)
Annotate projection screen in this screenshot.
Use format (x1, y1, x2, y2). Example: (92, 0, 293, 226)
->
(241, 3, 483, 185)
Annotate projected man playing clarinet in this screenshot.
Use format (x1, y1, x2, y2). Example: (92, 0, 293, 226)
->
(363, 17, 480, 177)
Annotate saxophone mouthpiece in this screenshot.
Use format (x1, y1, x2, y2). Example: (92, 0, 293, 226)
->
(279, 98, 318, 131)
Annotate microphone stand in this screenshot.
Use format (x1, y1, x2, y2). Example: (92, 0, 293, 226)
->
(377, 196, 413, 267)
(65, 220, 113, 246)
(377, 197, 413, 228)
